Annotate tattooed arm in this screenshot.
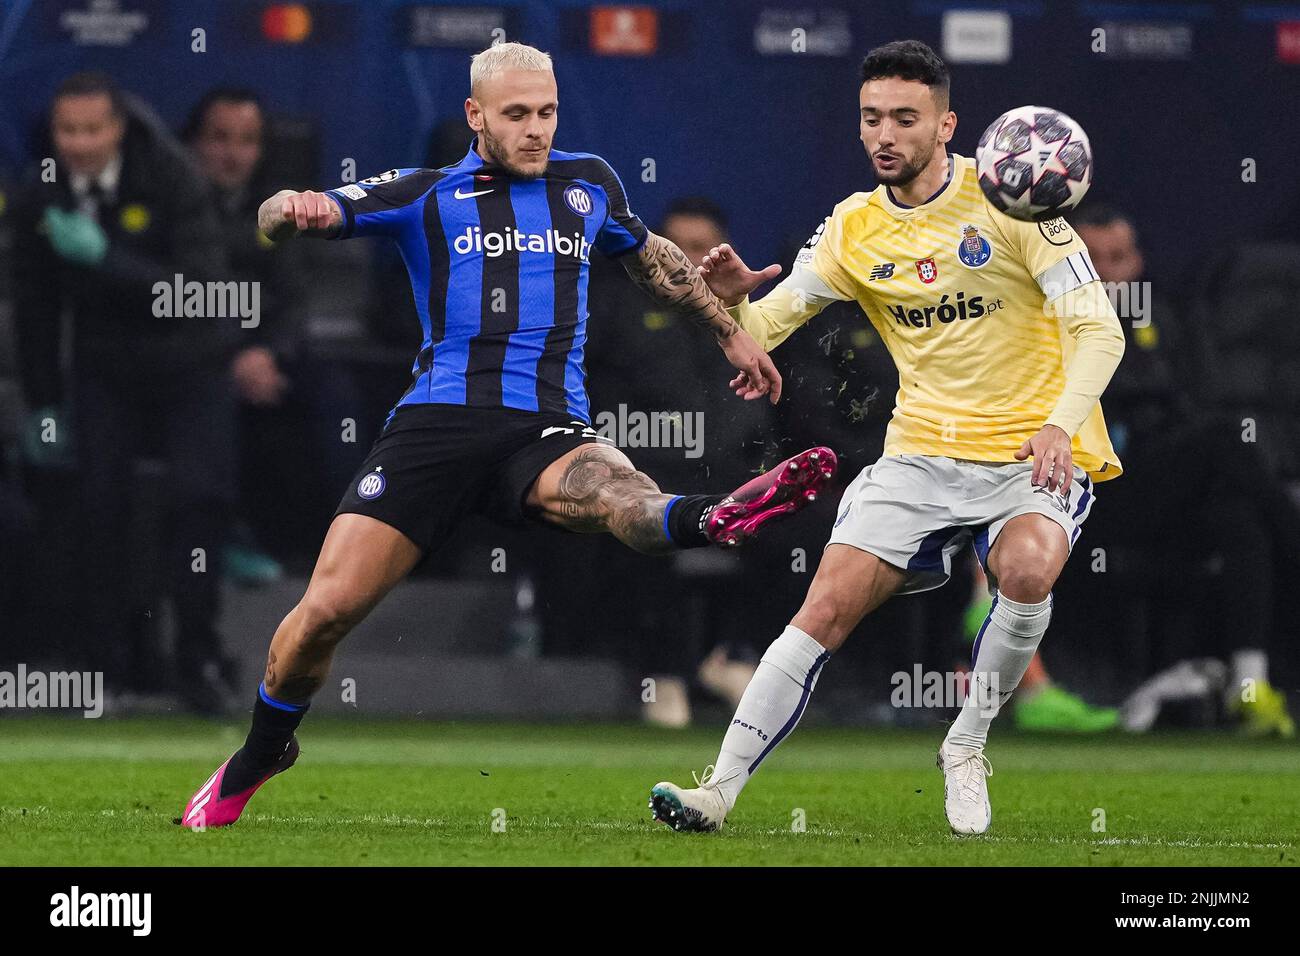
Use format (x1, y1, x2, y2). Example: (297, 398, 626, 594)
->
(622, 232, 783, 403)
(623, 232, 740, 340)
(257, 189, 342, 242)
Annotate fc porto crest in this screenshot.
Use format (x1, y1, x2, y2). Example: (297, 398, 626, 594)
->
(356, 468, 386, 500)
(563, 184, 593, 216)
(915, 258, 938, 284)
(957, 224, 993, 269)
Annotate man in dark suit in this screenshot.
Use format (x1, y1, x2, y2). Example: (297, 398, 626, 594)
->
(11, 72, 235, 711)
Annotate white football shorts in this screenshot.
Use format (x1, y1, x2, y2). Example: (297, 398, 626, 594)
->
(827, 454, 1096, 594)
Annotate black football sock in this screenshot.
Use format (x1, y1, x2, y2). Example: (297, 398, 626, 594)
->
(664, 494, 727, 549)
(219, 684, 309, 797)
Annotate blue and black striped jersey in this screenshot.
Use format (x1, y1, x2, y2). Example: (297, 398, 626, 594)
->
(326, 140, 647, 422)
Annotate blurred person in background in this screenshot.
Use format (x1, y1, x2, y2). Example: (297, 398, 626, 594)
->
(1070, 204, 1294, 735)
(183, 88, 329, 575)
(11, 72, 235, 712)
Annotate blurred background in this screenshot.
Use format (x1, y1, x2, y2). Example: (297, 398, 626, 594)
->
(2, 0, 1299, 737)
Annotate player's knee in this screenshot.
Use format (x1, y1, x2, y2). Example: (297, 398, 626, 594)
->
(294, 592, 361, 647)
(791, 596, 854, 651)
(993, 557, 1056, 602)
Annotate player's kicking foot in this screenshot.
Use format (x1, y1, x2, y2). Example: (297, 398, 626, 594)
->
(648, 765, 736, 833)
(706, 446, 838, 548)
(178, 737, 300, 830)
(937, 742, 993, 835)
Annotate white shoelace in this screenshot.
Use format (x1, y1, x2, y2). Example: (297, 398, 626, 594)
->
(950, 751, 993, 801)
(692, 764, 743, 791)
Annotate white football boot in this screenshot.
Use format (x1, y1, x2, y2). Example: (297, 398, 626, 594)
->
(648, 765, 739, 833)
(936, 743, 993, 835)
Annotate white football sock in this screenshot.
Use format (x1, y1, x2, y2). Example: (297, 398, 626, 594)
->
(709, 625, 830, 810)
(945, 593, 1052, 753)
(1230, 648, 1269, 704)
(1231, 648, 1267, 687)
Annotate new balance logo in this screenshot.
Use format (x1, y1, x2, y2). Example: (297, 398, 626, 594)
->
(869, 262, 895, 281)
(454, 187, 494, 199)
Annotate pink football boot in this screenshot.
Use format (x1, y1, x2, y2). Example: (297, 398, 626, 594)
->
(178, 738, 300, 830)
(706, 446, 838, 547)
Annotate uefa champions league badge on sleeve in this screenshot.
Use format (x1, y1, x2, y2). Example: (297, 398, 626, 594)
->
(957, 224, 992, 269)
(357, 467, 386, 500)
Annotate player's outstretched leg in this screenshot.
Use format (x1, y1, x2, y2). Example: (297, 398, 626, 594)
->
(938, 513, 1066, 835)
(526, 442, 837, 554)
(179, 514, 422, 829)
(650, 544, 904, 832)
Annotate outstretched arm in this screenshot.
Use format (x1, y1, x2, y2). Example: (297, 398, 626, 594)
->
(622, 232, 741, 340)
(621, 231, 782, 403)
(699, 243, 845, 353)
(258, 189, 342, 242)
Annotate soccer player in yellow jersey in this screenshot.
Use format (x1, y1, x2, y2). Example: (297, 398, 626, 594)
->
(650, 40, 1126, 835)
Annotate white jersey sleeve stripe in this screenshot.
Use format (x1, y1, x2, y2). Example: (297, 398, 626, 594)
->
(786, 261, 853, 306)
(1037, 250, 1099, 302)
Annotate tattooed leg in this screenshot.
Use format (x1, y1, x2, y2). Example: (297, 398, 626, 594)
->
(527, 443, 678, 555)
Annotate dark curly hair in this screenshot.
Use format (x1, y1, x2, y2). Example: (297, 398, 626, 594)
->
(859, 40, 950, 109)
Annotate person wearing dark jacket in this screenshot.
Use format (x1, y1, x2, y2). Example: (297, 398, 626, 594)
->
(11, 72, 235, 711)
(1068, 205, 1295, 735)
(183, 88, 338, 566)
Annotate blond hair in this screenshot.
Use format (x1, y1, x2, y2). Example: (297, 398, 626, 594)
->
(470, 42, 553, 95)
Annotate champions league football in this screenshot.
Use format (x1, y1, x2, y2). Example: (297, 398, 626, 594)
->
(976, 105, 1094, 221)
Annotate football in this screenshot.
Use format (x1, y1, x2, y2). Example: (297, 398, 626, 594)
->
(975, 105, 1093, 221)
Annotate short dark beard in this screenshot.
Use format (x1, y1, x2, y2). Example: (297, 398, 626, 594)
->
(873, 149, 931, 186)
(480, 121, 547, 179)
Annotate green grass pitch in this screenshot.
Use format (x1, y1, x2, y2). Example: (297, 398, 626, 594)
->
(1, 717, 1296, 866)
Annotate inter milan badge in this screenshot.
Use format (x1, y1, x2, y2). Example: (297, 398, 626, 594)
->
(563, 184, 593, 216)
(915, 257, 938, 284)
(957, 224, 993, 269)
(357, 468, 386, 500)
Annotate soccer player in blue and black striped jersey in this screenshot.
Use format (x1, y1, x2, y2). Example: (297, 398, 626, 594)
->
(180, 42, 838, 828)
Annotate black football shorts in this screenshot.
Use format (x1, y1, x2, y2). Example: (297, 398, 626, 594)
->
(334, 403, 609, 550)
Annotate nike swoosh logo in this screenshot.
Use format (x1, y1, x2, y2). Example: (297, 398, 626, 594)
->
(454, 187, 494, 199)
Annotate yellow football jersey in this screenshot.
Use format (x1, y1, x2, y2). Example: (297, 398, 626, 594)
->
(732, 153, 1124, 482)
